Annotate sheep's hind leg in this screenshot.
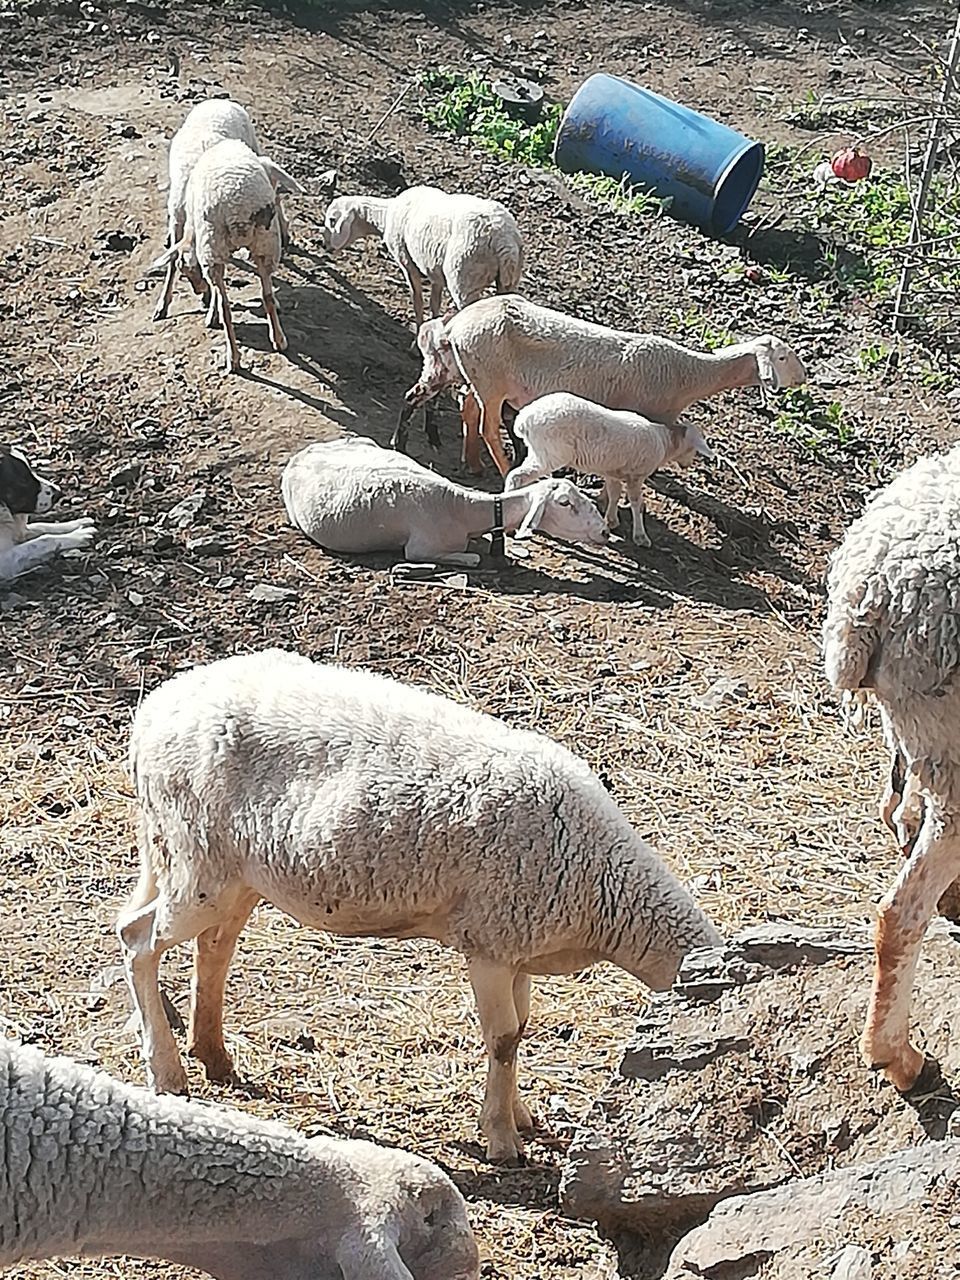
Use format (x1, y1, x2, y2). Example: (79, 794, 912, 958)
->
(209, 264, 241, 373)
(861, 818, 960, 1091)
(625, 478, 651, 547)
(188, 889, 260, 1083)
(478, 397, 512, 478)
(460, 391, 485, 476)
(468, 957, 526, 1162)
(256, 262, 287, 353)
(152, 213, 182, 322)
(603, 478, 623, 531)
(512, 972, 534, 1133)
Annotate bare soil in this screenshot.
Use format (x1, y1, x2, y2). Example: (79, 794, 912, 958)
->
(1, 1, 958, 1277)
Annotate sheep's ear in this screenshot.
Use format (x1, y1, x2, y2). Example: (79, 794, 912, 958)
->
(755, 343, 782, 391)
(259, 155, 304, 196)
(144, 246, 178, 277)
(326, 207, 356, 252)
(687, 425, 714, 459)
(516, 486, 551, 539)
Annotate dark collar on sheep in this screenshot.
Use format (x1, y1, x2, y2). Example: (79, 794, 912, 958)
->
(490, 495, 505, 562)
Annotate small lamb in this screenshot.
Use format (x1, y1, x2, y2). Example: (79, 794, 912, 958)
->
(119, 649, 721, 1162)
(823, 441, 960, 1094)
(504, 392, 714, 546)
(149, 138, 303, 373)
(323, 187, 523, 328)
(281, 434, 610, 565)
(400, 295, 806, 475)
(152, 98, 295, 323)
(0, 1037, 480, 1279)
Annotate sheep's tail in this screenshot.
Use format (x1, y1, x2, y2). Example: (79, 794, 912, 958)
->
(822, 606, 879, 693)
(495, 237, 524, 294)
(145, 225, 195, 276)
(259, 155, 304, 196)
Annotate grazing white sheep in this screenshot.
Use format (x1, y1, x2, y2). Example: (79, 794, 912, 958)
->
(148, 138, 303, 373)
(400, 296, 806, 475)
(152, 99, 295, 322)
(504, 392, 714, 546)
(322, 187, 523, 327)
(823, 441, 960, 1095)
(119, 649, 721, 1162)
(281, 434, 610, 565)
(0, 1037, 479, 1280)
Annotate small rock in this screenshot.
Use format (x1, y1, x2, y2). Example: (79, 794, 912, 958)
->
(152, 533, 175, 552)
(165, 492, 205, 528)
(186, 537, 226, 557)
(691, 675, 742, 710)
(214, 576, 236, 590)
(109, 460, 142, 488)
(127, 590, 144, 606)
(248, 583, 298, 603)
(829, 1243, 872, 1280)
(113, 120, 140, 138)
(60, 715, 80, 729)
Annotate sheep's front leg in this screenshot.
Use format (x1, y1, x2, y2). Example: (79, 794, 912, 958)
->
(625, 477, 651, 547)
(117, 900, 189, 1094)
(604, 478, 623, 531)
(256, 262, 287, 353)
(209, 264, 241, 373)
(276, 194, 291, 252)
(468, 956, 525, 1162)
(503, 458, 548, 492)
(512, 972, 534, 1133)
(400, 260, 426, 330)
(189, 891, 259, 1083)
(478, 398, 513, 478)
(152, 213, 183, 322)
(861, 819, 960, 1091)
(429, 279, 443, 318)
(460, 391, 485, 475)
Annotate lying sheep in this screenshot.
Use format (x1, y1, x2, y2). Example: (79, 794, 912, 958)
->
(323, 187, 523, 328)
(823, 442, 960, 1094)
(152, 98, 295, 323)
(0, 1036, 479, 1280)
(281, 434, 609, 564)
(119, 649, 721, 1162)
(149, 138, 302, 373)
(504, 392, 714, 546)
(399, 295, 806, 475)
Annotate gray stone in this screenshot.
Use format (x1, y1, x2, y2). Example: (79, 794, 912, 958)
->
(559, 923, 960, 1236)
(665, 1140, 960, 1280)
(248, 583, 298, 603)
(186, 536, 226, 557)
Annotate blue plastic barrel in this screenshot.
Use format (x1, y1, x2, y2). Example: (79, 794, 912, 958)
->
(553, 73, 765, 236)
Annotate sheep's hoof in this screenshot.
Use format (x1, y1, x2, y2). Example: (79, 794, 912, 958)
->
(272, 334, 288, 353)
(514, 1098, 535, 1133)
(860, 1031, 925, 1093)
(150, 1065, 190, 1096)
(190, 1045, 238, 1085)
(485, 1132, 526, 1165)
(632, 533, 652, 549)
(152, 303, 168, 323)
(224, 356, 241, 374)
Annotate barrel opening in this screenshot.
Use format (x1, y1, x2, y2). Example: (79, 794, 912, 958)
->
(712, 143, 765, 236)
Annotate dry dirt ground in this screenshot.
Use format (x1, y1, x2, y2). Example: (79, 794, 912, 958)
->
(1, 0, 958, 1277)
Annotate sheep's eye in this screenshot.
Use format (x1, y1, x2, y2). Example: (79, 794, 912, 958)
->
(556, 496, 570, 507)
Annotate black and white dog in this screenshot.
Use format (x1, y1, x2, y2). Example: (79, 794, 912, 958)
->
(0, 446, 96, 582)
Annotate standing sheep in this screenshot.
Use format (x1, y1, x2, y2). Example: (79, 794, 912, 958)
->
(0, 1037, 479, 1280)
(148, 138, 303, 373)
(504, 392, 714, 545)
(398, 295, 806, 475)
(322, 187, 523, 328)
(823, 442, 960, 1094)
(281, 434, 610, 565)
(119, 649, 721, 1163)
(152, 99, 295, 323)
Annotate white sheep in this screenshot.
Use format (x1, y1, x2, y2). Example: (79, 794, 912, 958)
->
(281, 434, 610, 565)
(118, 648, 721, 1163)
(504, 392, 714, 546)
(0, 1036, 479, 1280)
(322, 187, 523, 328)
(152, 98, 295, 322)
(400, 295, 806, 475)
(823, 441, 960, 1095)
(148, 138, 303, 373)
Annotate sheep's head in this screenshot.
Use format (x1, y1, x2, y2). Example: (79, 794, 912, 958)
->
(752, 336, 806, 391)
(322, 197, 377, 252)
(516, 478, 610, 547)
(403, 318, 459, 404)
(673, 423, 714, 468)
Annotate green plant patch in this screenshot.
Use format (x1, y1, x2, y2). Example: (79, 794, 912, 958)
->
(773, 387, 867, 458)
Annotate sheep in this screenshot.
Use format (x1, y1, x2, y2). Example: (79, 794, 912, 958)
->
(823, 441, 960, 1095)
(398, 295, 806, 475)
(0, 1036, 479, 1280)
(322, 187, 523, 329)
(504, 392, 714, 546)
(152, 98, 296, 323)
(118, 648, 721, 1163)
(148, 138, 303, 373)
(281, 433, 610, 565)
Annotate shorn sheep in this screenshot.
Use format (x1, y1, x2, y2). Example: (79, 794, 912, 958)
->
(149, 138, 303, 373)
(118, 649, 721, 1163)
(823, 442, 960, 1094)
(0, 1037, 479, 1280)
(152, 98, 294, 323)
(281, 434, 610, 565)
(322, 187, 523, 328)
(504, 392, 714, 546)
(398, 294, 806, 475)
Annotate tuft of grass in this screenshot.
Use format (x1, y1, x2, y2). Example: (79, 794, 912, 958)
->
(565, 170, 670, 217)
(773, 387, 865, 457)
(674, 308, 735, 351)
(857, 342, 891, 373)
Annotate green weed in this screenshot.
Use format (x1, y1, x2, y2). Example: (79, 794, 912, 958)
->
(857, 342, 891, 372)
(566, 171, 670, 217)
(774, 388, 863, 456)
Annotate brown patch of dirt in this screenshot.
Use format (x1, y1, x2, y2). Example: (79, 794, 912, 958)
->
(1, 1, 957, 1277)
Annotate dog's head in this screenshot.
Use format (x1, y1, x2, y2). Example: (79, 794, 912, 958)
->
(0, 446, 62, 516)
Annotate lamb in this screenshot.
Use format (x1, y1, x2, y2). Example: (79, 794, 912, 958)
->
(504, 392, 714, 546)
(0, 1036, 479, 1280)
(152, 98, 295, 323)
(823, 441, 960, 1095)
(281, 433, 610, 565)
(118, 648, 722, 1162)
(322, 187, 523, 328)
(148, 138, 303, 373)
(398, 295, 806, 475)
